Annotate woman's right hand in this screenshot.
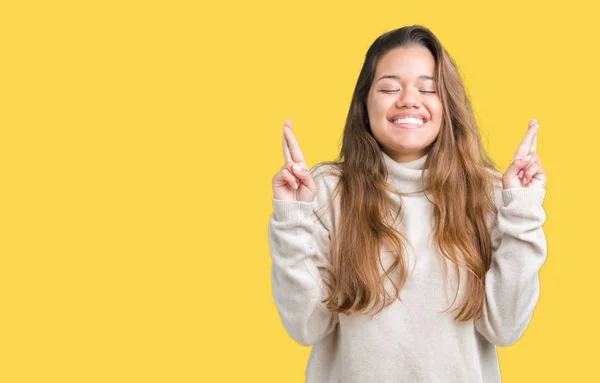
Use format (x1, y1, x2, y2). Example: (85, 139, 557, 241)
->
(272, 120, 317, 202)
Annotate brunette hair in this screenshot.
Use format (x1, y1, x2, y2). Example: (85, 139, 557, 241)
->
(318, 25, 501, 321)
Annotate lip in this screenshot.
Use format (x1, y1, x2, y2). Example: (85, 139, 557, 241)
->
(389, 113, 428, 130)
(390, 121, 426, 129)
(390, 123, 424, 130)
(388, 113, 429, 123)
(388, 113, 429, 129)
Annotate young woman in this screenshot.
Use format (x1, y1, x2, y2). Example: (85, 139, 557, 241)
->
(268, 25, 547, 382)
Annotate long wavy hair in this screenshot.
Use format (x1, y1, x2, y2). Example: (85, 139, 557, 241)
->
(318, 25, 501, 321)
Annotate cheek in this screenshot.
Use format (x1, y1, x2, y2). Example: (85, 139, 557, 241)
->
(424, 100, 443, 123)
(369, 96, 393, 119)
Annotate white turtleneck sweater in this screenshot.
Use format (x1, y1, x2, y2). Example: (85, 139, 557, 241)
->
(268, 151, 547, 383)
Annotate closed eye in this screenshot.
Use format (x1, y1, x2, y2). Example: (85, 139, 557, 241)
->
(380, 90, 436, 94)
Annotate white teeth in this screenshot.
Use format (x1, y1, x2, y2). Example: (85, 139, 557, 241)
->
(392, 117, 424, 126)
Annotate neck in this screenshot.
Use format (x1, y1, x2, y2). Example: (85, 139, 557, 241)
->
(381, 149, 428, 195)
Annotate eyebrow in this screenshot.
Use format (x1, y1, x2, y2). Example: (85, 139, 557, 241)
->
(376, 75, 435, 82)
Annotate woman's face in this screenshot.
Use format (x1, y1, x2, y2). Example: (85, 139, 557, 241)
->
(366, 45, 443, 162)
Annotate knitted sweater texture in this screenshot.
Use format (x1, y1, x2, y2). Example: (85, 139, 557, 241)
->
(268, 151, 547, 382)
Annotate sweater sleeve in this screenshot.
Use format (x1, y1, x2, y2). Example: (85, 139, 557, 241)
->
(474, 186, 548, 347)
(267, 168, 339, 346)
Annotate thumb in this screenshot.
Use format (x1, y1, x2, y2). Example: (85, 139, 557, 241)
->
(291, 165, 317, 191)
(505, 155, 530, 179)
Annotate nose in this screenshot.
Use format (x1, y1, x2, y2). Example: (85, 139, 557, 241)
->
(396, 87, 421, 108)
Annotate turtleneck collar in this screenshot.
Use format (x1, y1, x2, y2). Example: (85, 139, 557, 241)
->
(381, 150, 429, 195)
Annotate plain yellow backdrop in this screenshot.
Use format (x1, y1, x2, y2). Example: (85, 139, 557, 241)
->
(1, 0, 597, 382)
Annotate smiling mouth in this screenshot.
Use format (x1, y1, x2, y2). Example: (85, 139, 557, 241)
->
(389, 118, 426, 129)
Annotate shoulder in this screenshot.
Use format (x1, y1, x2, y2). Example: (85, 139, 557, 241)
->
(310, 161, 343, 191)
(484, 166, 504, 208)
(485, 166, 503, 182)
(309, 161, 343, 222)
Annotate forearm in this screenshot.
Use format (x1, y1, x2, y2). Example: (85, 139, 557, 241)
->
(475, 187, 547, 346)
(268, 198, 338, 346)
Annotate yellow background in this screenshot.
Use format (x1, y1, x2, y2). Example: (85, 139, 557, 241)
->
(0, 0, 596, 381)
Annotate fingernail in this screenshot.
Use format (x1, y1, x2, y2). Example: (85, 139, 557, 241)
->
(523, 155, 532, 162)
(293, 165, 302, 172)
(515, 156, 523, 160)
(293, 182, 298, 189)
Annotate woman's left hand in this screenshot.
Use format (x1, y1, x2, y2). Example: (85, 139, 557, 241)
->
(502, 119, 547, 190)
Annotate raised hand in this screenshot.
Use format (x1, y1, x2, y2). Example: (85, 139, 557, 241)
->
(502, 119, 547, 190)
(272, 120, 317, 202)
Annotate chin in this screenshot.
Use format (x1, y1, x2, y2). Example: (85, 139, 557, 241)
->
(391, 143, 429, 153)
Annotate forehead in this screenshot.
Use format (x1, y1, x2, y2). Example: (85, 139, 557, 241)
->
(374, 45, 436, 78)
